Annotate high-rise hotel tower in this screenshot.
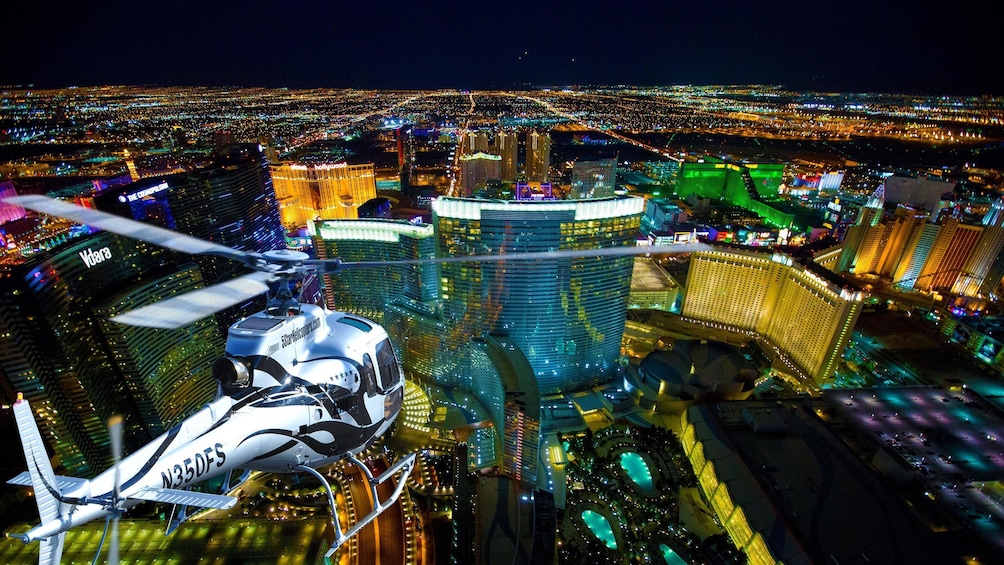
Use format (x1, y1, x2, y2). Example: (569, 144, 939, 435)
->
(684, 245, 864, 384)
(309, 218, 437, 322)
(525, 131, 551, 182)
(432, 196, 643, 394)
(496, 132, 518, 181)
(0, 232, 222, 476)
(270, 162, 378, 228)
(95, 145, 286, 329)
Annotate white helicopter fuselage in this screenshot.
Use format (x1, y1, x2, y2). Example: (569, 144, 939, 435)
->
(18, 303, 405, 543)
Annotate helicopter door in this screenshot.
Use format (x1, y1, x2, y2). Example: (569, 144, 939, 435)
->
(359, 353, 378, 397)
(374, 339, 400, 392)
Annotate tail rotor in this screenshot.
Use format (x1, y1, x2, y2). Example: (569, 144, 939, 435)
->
(109, 415, 122, 565)
(93, 415, 123, 565)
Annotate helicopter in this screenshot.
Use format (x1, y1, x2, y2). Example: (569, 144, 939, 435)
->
(3, 194, 690, 565)
(4, 195, 417, 564)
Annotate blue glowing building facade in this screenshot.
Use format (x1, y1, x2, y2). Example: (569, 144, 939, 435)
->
(0, 232, 221, 476)
(433, 197, 643, 395)
(95, 145, 285, 328)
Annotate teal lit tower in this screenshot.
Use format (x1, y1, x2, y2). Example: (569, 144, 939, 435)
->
(309, 218, 453, 385)
(432, 196, 644, 394)
(309, 218, 437, 322)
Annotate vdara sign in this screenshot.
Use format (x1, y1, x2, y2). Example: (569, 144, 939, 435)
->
(79, 246, 112, 268)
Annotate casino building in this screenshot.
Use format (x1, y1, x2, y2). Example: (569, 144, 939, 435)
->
(683, 244, 864, 385)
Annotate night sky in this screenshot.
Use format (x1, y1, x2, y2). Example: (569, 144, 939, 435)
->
(3, 0, 1002, 94)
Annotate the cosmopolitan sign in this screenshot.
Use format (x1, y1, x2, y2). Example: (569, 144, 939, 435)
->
(118, 181, 169, 203)
(80, 246, 113, 268)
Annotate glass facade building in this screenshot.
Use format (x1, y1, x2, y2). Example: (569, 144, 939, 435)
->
(271, 162, 378, 227)
(94, 264, 222, 435)
(310, 219, 437, 322)
(570, 158, 617, 199)
(95, 146, 286, 328)
(0, 232, 222, 476)
(525, 131, 551, 182)
(683, 246, 864, 384)
(432, 197, 643, 395)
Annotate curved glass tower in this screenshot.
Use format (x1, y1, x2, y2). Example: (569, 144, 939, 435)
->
(310, 218, 437, 322)
(433, 197, 643, 394)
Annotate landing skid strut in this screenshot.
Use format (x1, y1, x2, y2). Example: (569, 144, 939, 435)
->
(296, 452, 417, 558)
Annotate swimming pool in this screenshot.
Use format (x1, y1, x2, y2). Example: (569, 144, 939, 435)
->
(581, 509, 617, 550)
(620, 451, 655, 492)
(660, 543, 688, 565)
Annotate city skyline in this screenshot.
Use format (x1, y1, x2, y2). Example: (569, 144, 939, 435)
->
(4, 81, 1004, 563)
(4, 0, 1003, 95)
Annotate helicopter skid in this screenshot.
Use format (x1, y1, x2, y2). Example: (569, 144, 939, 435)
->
(317, 452, 417, 557)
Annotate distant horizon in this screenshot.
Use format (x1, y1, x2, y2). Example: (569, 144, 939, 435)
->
(4, 82, 1001, 98)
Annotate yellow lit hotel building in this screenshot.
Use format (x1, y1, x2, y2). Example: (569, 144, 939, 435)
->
(270, 162, 377, 227)
(683, 245, 864, 385)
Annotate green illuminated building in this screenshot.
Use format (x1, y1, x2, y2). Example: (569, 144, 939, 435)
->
(677, 161, 793, 228)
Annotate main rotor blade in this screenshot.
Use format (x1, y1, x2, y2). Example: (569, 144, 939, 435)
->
(311, 242, 710, 273)
(111, 271, 274, 329)
(5, 195, 250, 263)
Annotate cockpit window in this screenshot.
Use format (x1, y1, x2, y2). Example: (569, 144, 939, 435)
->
(259, 391, 319, 408)
(375, 339, 400, 391)
(235, 317, 285, 332)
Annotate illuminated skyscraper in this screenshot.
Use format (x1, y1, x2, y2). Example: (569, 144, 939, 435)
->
(952, 199, 1004, 298)
(309, 218, 436, 322)
(915, 219, 982, 292)
(836, 185, 885, 272)
(525, 131, 551, 182)
(459, 152, 502, 197)
(96, 145, 286, 327)
(384, 299, 459, 383)
(433, 196, 643, 394)
(877, 207, 930, 278)
(683, 246, 863, 384)
(462, 131, 491, 155)
(570, 158, 617, 199)
(495, 131, 518, 181)
(892, 222, 940, 289)
(0, 232, 222, 476)
(95, 265, 222, 433)
(270, 162, 378, 227)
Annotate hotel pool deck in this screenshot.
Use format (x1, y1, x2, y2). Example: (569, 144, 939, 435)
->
(660, 543, 688, 565)
(561, 425, 701, 564)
